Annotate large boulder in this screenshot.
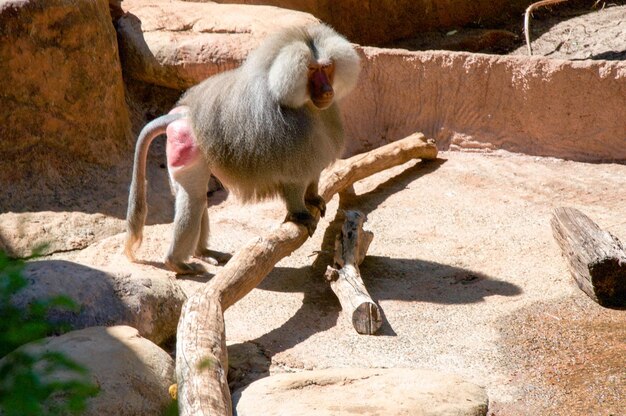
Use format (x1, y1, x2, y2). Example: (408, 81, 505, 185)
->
(12, 259, 186, 345)
(0, 212, 124, 258)
(233, 368, 489, 416)
(0, 0, 131, 184)
(117, 0, 319, 90)
(2, 326, 176, 416)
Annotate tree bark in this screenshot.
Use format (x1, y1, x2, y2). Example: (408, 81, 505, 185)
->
(176, 132, 437, 416)
(550, 207, 626, 308)
(324, 210, 380, 335)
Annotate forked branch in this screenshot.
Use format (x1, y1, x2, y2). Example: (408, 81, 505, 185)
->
(176, 133, 437, 416)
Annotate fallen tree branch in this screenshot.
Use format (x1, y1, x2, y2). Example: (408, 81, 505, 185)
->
(325, 210, 380, 334)
(319, 133, 438, 200)
(176, 132, 437, 416)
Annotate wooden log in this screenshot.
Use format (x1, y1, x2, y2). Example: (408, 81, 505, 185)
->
(325, 210, 380, 335)
(333, 211, 373, 268)
(176, 132, 437, 416)
(550, 207, 626, 308)
(319, 133, 438, 200)
(177, 291, 231, 415)
(176, 223, 306, 416)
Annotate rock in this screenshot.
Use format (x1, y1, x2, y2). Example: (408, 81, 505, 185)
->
(342, 48, 626, 162)
(205, 0, 532, 46)
(0, 0, 131, 184)
(227, 341, 270, 391)
(3, 326, 175, 416)
(233, 368, 489, 416)
(116, 0, 319, 90)
(0, 212, 124, 258)
(12, 259, 186, 345)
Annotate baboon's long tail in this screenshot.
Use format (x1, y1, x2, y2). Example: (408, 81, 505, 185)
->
(124, 112, 185, 261)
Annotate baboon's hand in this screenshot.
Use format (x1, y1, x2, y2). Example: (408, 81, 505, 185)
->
(305, 194, 326, 217)
(285, 211, 318, 237)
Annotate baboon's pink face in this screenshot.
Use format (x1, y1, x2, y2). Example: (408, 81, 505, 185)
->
(308, 61, 335, 109)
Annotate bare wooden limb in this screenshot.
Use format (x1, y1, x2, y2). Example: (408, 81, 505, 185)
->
(551, 207, 626, 308)
(333, 211, 373, 268)
(176, 223, 306, 416)
(176, 132, 437, 416)
(177, 293, 231, 415)
(524, 0, 569, 55)
(325, 210, 380, 334)
(319, 133, 437, 201)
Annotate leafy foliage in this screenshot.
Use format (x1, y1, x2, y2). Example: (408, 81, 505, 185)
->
(0, 251, 99, 416)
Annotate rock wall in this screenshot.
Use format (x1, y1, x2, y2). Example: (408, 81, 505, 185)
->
(203, 0, 533, 45)
(342, 48, 626, 162)
(0, 0, 131, 183)
(114, 1, 626, 163)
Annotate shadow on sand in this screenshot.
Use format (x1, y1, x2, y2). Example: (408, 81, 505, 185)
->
(227, 158, 522, 387)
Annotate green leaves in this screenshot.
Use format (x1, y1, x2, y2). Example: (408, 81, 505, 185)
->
(0, 251, 99, 415)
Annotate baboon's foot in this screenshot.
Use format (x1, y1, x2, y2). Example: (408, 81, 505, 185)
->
(194, 249, 232, 266)
(165, 258, 207, 275)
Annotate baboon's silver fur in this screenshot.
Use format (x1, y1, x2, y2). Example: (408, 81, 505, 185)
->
(126, 23, 360, 273)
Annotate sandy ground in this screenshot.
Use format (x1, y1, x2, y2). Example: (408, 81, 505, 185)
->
(5, 3, 623, 413)
(157, 150, 626, 415)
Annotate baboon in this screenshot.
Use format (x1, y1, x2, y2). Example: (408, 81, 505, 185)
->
(125, 24, 361, 274)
